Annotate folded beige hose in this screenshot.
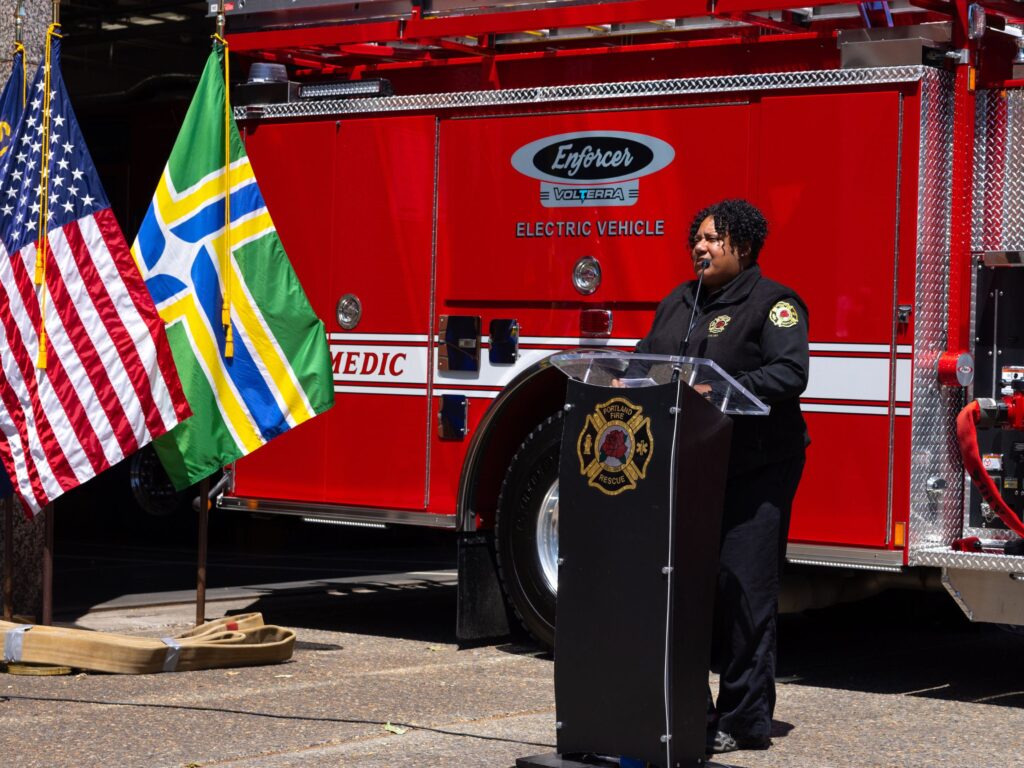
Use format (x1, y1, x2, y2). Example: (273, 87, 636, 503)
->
(0, 612, 295, 674)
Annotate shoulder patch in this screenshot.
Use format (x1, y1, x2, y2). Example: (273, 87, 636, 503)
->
(769, 300, 799, 328)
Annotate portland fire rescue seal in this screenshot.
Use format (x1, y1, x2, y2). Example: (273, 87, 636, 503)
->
(769, 300, 799, 328)
(576, 396, 654, 496)
(708, 315, 731, 335)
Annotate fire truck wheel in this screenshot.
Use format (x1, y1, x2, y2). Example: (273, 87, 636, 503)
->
(128, 444, 193, 518)
(495, 411, 562, 650)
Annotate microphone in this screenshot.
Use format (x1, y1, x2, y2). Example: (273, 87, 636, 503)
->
(681, 259, 710, 350)
(671, 258, 711, 383)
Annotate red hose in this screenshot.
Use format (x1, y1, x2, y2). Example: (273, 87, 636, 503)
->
(956, 400, 1024, 538)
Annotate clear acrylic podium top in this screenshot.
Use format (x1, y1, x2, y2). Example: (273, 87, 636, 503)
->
(550, 351, 769, 416)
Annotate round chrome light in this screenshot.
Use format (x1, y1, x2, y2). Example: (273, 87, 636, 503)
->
(336, 293, 362, 330)
(572, 256, 602, 295)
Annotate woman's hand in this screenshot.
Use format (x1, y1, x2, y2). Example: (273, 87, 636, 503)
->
(611, 378, 625, 388)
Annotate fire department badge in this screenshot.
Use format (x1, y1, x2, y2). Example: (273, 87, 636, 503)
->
(576, 396, 654, 496)
(708, 315, 731, 335)
(769, 301, 799, 328)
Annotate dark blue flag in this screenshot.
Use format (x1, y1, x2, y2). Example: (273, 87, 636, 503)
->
(0, 49, 23, 498)
(0, 46, 25, 174)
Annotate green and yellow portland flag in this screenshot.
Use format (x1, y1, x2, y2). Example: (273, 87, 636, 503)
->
(131, 43, 334, 489)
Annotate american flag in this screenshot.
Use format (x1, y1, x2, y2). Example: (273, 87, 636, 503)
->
(0, 36, 190, 515)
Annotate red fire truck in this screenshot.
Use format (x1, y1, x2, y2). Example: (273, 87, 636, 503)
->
(202, 0, 1024, 647)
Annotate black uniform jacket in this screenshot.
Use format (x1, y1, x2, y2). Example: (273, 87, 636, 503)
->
(635, 265, 809, 477)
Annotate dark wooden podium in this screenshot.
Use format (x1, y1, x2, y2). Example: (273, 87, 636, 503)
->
(517, 352, 768, 768)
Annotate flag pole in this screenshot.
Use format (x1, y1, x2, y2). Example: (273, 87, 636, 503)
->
(37, 0, 61, 626)
(190, 0, 228, 630)
(3, 497, 12, 622)
(215, 1, 234, 360)
(196, 477, 210, 627)
(14, 2, 25, 106)
(192, 0, 225, 630)
(41, 503, 53, 624)
(35, 11, 61, 366)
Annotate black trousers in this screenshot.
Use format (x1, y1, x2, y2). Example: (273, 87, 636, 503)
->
(707, 453, 805, 741)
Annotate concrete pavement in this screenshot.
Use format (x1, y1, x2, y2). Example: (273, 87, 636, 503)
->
(2, 577, 1024, 767)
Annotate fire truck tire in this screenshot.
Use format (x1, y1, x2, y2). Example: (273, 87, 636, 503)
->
(128, 445, 194, 518)
(495, 411, 562, 650)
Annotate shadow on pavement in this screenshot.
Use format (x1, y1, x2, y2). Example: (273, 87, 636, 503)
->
(227, 577, 460, 644)
(52, 485, 479, 646)
(777, 588, 1024, 708)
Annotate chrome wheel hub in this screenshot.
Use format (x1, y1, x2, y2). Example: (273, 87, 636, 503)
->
(536, 479, 560, 594)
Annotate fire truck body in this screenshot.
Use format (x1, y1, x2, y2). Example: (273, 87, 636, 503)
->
(212, 0, 1024, 645)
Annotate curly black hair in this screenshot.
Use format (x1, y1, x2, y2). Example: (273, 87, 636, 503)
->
(688, 199, 768, 263)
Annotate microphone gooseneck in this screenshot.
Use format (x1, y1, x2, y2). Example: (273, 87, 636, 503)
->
(671, 258, 710, 383)
(681, 258, 710, 352)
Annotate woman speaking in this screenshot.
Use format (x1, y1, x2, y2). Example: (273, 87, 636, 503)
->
(632, 199, 810, 755)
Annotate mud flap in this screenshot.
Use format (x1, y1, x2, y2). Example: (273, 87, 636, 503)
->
(456, 530, 514, 643)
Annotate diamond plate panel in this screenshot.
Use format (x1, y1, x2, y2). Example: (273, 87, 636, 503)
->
(235, 65, 931, 121)
(972, 89, 1024, 251)
(908, 71, 966, 562)
(913, 546, 1024, 571)
(962, 524, 1015, 541)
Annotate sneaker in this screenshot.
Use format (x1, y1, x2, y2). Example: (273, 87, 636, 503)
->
(708, 730, 771, 754)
